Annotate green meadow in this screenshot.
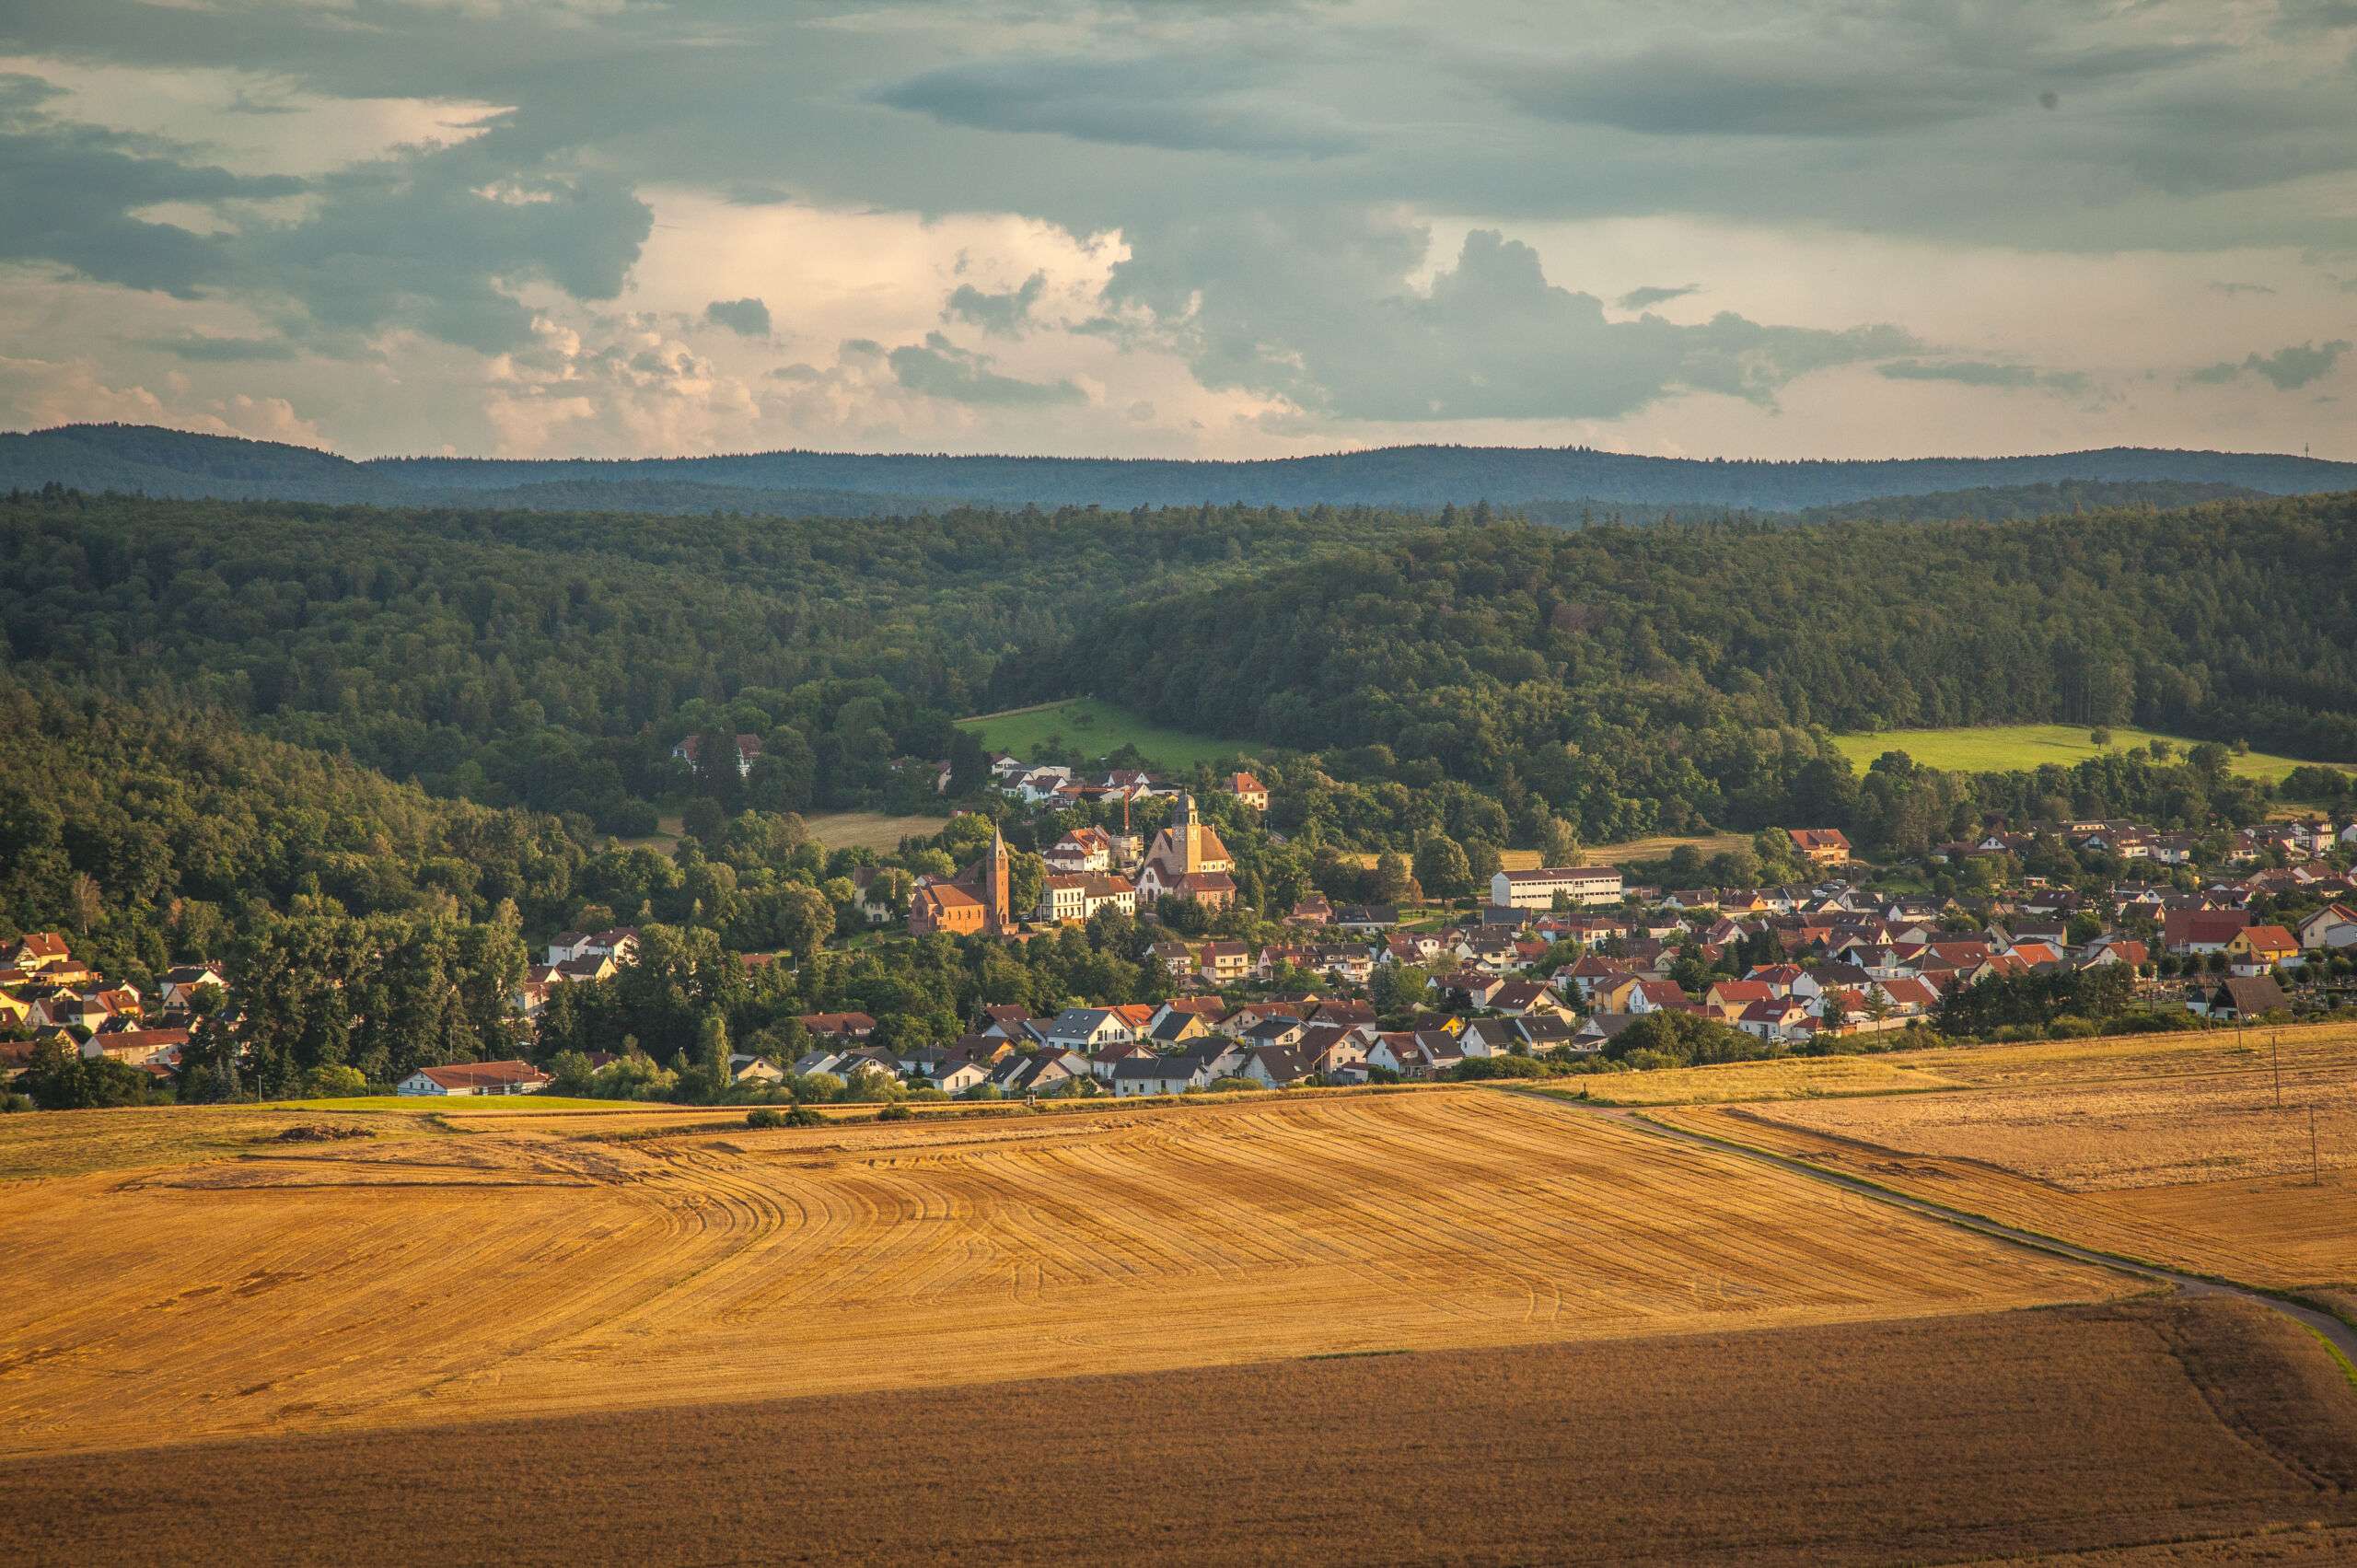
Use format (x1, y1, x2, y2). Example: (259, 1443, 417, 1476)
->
(1829, 724, 2340, 785)
(958, 697, 1262, 772)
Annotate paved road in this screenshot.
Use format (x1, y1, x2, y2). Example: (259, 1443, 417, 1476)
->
(1503, 1086, 2357, 1368)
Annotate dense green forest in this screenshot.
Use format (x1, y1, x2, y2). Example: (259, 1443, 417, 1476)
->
(0, 490, 1426, 828)
(1051, 494, 2357, 842)
(8, 424, 2354, 514)
(6, 485, 2352, 859)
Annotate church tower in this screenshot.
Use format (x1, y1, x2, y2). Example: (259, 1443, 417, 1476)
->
(1171, 792, 1200, 873)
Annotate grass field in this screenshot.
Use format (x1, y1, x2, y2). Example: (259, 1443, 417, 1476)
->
(0, 1088, 2121, 1458)
(799, 808, 952, 851)
(6, 1295, 2350, 1566)
(1830, 723, 2343, 784)
(958, 697, 1260, 772)
(1623, 1021, 2357, 1295)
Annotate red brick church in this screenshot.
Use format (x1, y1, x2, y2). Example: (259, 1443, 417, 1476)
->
(909, 823, 1015, 936)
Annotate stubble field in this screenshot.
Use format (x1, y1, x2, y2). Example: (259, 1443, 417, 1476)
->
(1631, 1022, 2357, 1295)
(0, 1088, 2124, 1461)
(4, 1294, 2352, 1566)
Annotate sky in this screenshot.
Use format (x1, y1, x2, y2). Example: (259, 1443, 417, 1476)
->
(1, 0, 2353, 462)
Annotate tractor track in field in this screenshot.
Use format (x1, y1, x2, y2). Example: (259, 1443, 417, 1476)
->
(1500, 1087, 2357, 1371)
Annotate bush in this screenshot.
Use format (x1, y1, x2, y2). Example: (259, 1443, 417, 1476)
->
(303, 1063, 368, 1098)
(784, 1104, 824, 1127)
(745, 1107, 784, 1129)
(875, 1102, 912, 1122)
(1449, 1055, 1547, 1080)
(1207, 1074, 1260, 1093)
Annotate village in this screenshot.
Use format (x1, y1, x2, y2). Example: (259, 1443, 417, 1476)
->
(12, 752, 2353, 1106)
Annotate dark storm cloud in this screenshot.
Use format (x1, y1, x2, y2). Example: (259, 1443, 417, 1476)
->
(888, 332, 1086, 405)
(944, 272, 1047, 336)
(704, 297, 772, 337)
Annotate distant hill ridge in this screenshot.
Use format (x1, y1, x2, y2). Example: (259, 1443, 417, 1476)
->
(6, 422, 2353, 516)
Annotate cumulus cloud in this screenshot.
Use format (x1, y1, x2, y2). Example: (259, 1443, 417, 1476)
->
(1877, 359, 2093, 396)
(703, 296, 772, 337)
(886, 331, 1086, 406)
(2186, 339, 2351, 390)
(944, 272, 1046, 336)
(1106, 217, 1915, 422)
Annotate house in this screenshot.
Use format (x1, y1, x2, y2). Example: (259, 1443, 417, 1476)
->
(795, 1011, 878, 1040)
(1040, 1007, 1142, 1053)
(1490, 865, 1623, 911)
(2296, 904, 2357, 952)
(2162, 909, 2250, 956)
(1703, 979, 1773, 1022)
(158, 963, 227, 1011)
(4, 934, 71, 972)
(397, 1060, 552, 1097)
(1109, 1055, 1212, 1097)
(1198, 940, 1255, 986)
(728, 1054, 786, 1085)
(1333, 904, 1400, 933)
(81, 1028, 189, 1067)
(1363, 1030, 1462, 1081)
(988, 1047, 1091, 1096)
(1789, 829, 1852, 866)
(546, 927, 642, 968)
(1288, 893, 1334, 926)
(935, 1057, 993, 1095)
(2226, 924, 2302, 975)
(1225, 772, 1270, 811)
(1573, 1011, 1644, 1049)
(1037, 872, 1137, 924)
(1150, 940, 1200, 980)
(2191, 975, 2290, 1021)
(672, 733, 761, 779)
(1736, 996, 1814, 1041)
(1241, 1044, 1314, 1087)
(1485, 979, 1567, 1018)
(1043, 827, 1117, 874)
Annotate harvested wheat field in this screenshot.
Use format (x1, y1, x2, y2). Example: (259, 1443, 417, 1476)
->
(1575, 1019, 2357, 1108)
(1638, 1024, 2357, 1294)
(0, 1088, 2126, 1460)
(3, 1295, 2351, 1566)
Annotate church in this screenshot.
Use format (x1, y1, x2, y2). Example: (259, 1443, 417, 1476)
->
(1134, 794, 1238, 911)
(908, 823, 1015, 936)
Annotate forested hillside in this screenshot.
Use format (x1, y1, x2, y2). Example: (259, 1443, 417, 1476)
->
(6, 484, 2352, 877)
(1047, 494, 2357, 842)
(8, 424, 2354, 515)
(0, 491, 1425, 829)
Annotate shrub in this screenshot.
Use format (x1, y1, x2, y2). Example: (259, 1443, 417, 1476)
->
(876, 1102, 912, 1122)
(745, 1107, 784, 1129)
(784, 1105, 824, 1127)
